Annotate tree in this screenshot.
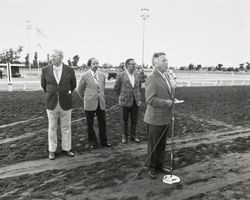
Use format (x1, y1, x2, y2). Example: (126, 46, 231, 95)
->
(246, 62, 250, 71)
(72, 55, 80, 66)
(239, 63, 245, 71)
(102, 63, 113, 69)
(0, 45, 23, 63)
(68, 58, 72, 66)
(33, 52, 38, 68)
(188, 63, 194, 70)
(25, 54, 29, 68)
(215, 64, 223, 71)
(119, 62, 125, 71)
(226, 67, 234, 72)
(196, 64, 202, 71)
(80, 63, 88, 70)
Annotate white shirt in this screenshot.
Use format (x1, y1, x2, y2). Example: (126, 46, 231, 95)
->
(90, 69, 99, 85)
(155, 68, 172, 91)
(53, 64, 63, 84)
(125, 69, 135, 88)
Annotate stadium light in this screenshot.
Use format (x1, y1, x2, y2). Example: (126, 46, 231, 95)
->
(140, 8, 150, 68)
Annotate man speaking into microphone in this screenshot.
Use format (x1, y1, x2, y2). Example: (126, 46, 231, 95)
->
(144, 52, 183, 179)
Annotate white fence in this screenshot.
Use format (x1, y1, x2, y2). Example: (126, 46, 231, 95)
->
(0, 79, 250, 91)
(177, 79, 250, 87)
(0, 67, 250, 91)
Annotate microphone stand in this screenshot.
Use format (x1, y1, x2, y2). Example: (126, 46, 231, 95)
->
(162, 83, 181, 184)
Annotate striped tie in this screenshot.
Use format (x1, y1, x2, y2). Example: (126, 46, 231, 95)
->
(94, 73, 99, 88)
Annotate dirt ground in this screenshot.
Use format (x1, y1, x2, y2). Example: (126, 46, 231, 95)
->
(0, 86, 250, 200)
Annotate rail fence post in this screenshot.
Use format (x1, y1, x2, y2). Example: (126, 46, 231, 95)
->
(242, 80, 245, 86)
(220, 80, 223, 86)
(7, 63, 13, 92)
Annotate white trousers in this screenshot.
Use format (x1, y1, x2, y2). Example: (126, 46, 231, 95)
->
(47, 102, 72, 152)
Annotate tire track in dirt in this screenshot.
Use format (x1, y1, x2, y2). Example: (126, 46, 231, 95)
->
(0, 129, 47, 145)
(176, 112, 234, 129)
(163, 153, 250, 200)
(0, 143, 145, 179)
(169, 127, 250, 149)
(0, 116, 45, 129)
(0, 106, 231, 145)
(1, 126, 249, 179)
(0, 105, 119, 145)
(0, 108, 84, 129)
(111, 152, 250, 200)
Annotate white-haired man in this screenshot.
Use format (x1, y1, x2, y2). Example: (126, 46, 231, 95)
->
(144, 52, 179, 179)
(41, 49, 76, 160)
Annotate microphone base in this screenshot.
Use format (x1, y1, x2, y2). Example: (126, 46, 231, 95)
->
(162, 174, 180, 184)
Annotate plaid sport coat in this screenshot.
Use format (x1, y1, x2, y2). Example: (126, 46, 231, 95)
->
(114, 70, 142, 107)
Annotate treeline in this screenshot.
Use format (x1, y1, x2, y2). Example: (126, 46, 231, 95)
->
(178, 63, 250, 72)
(1, 46, 249, 72)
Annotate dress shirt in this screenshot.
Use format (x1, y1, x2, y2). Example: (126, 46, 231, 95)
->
(53, 64, 63, 84)
(90, 69, 99, 85)
(125, 69, 135, 88)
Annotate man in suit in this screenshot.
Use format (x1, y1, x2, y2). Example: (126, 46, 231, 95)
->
(77, 57, 111, 149)
(144, 52, 175, 179)
(41, 49, 76, 160)
(114, 58, 142, 144)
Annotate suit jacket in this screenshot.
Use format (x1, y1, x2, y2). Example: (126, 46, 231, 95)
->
(77, 69, 106, 111)
(114, 70, 142, 107)
(41, 64, 76, 110)
(144, 69, 174, 125)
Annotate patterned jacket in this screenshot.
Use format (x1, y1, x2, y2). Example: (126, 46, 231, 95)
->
(114, 70, 142, 107)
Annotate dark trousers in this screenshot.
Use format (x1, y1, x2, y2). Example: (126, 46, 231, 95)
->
(146, 123, 169, 171)
(122, 98, 138, 138)
(85, 104, 107, 146)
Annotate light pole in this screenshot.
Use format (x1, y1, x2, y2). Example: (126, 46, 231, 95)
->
(26, 20, 32, 73)
(141, 8, 150, 68)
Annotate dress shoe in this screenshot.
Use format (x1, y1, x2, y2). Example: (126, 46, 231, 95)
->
(89, 145, 95, 150)
(101, 143, 112, 147)
(148, 170, 157, 179)
(122, 136, 127, 144)
(157, 167, 171, 174)
(49, 152, 55, 160)
(65, 150, 75, 157)
(131, 137, 140, 143)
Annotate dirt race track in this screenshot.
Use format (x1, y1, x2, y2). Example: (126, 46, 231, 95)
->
(0, 86, 250, 200)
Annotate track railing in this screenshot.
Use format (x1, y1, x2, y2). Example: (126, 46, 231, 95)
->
(1, 78, 250, 91)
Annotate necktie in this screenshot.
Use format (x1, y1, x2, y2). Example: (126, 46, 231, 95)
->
(93, 73, 99, 88)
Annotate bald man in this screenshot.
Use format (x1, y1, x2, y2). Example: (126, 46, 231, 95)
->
(41, 49, 76, 160)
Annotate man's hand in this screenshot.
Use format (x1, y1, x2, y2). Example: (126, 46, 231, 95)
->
(165, 100, 173, 107)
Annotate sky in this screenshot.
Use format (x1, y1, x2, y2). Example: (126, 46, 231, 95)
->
(0, 0, 250, 67)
